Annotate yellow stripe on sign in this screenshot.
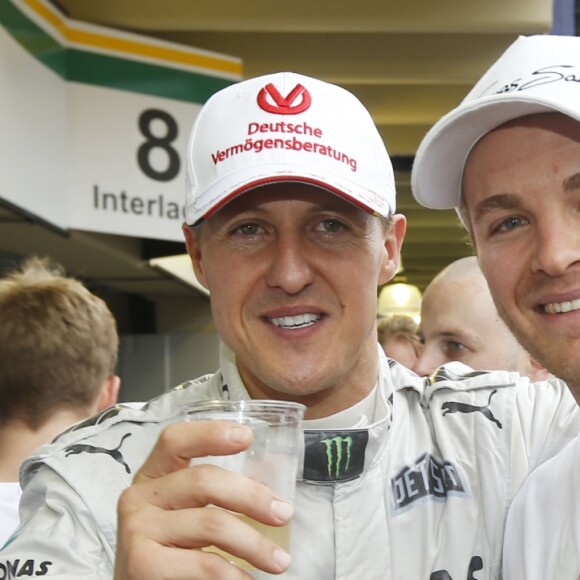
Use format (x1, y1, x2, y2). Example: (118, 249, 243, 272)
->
(22, 0, 65, 34)
(66, 28, 242, 76)
(21, 0, 243, 77)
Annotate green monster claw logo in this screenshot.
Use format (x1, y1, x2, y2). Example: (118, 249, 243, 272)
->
(303, 429, 368, 482)
(322, 436, 353, 478)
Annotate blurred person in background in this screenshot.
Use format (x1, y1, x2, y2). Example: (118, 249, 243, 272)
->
(377, 314, 420, 368)
(0, 256, 120, 546)
(414, 256, 550, 381)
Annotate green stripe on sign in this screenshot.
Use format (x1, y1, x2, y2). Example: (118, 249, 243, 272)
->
(68, 49, 235, 104)
(0, 0, 66, 76)
(0, 0, 237, 103)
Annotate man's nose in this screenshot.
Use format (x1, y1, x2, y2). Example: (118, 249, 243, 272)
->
(412, 345, 440, 377)
(265, 234, 315, 295)
(531, 217, 580, 276)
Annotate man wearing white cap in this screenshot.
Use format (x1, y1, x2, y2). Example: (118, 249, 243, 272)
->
(412, 34, 580, 580)
(1, 71, 578, 580)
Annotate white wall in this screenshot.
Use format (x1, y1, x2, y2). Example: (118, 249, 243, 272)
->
(117, 293, 220, 402)
(117, 331, 221, 403)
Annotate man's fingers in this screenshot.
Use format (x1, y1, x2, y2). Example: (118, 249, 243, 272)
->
(116, 501, 292, 577)
(125, 463, 291, 519)
(115, 540, 255, 580)
(153, 507, 291, 572)
(114, 420, 293, 578)
(134, 421, 253, 480)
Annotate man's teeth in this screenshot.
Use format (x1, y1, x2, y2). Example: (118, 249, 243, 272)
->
(271, 314, 321, 328)
(544, 298, 580, 314)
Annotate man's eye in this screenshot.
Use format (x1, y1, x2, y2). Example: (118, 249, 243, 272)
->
(236, 223, 261, 236)
(496, 216, 526, 233)
(447, 342, 466, 354)
(318, 219, 345, 233)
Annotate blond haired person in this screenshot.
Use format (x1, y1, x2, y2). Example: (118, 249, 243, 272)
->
(0, 257, 120, 546)
(377, 314, 420, 368)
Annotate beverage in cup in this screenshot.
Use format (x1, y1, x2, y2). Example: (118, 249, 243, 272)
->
(182, 399, 305, 571)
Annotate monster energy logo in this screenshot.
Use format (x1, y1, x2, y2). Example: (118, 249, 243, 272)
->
(322, 435, 352, 478)
(303, 429, 368, 483)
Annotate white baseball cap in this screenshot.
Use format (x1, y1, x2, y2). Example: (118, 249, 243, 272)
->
(185, 71, 395, 225)
(412, 34, 580, 210)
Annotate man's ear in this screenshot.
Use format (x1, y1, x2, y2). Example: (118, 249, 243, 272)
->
(182, 223, 210, 291)
(96, 374, 121, 412)
(379, 214, 407, 286)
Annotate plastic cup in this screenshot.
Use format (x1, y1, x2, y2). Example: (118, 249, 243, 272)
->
(182, 399, 305, 571)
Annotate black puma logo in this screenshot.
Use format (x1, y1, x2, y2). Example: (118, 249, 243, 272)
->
(430, 556, 484, 579)
(64, 433, 133, 473)
(441, 390, 502, 429)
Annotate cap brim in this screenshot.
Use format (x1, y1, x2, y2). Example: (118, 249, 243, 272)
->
(187, 164, 394, 225)
(412, 95, 580, 210)
(203, 176, 377, 220)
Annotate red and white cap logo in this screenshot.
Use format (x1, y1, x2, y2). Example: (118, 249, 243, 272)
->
(257, 83, 312, 115)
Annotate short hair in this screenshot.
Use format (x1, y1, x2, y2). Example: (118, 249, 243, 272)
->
(0, 257, 119, 429)
(377, 314, 419, 345)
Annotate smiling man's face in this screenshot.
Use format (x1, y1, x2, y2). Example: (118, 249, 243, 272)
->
(462, 113, 580, 398)
(184, 182, 405, 417)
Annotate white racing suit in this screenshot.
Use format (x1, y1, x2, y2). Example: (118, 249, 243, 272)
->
(0, 345, 578, 580)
